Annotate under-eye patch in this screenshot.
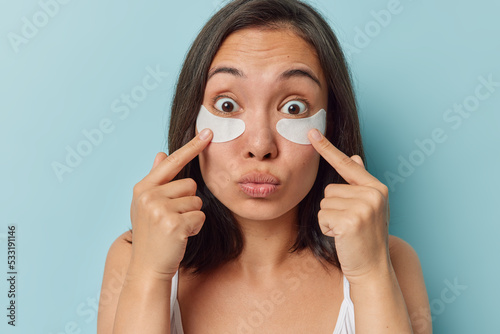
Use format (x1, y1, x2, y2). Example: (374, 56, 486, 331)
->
(195, 105, 326, 144)
(196, 105, 245, 142)
(276, 109, 326, 144)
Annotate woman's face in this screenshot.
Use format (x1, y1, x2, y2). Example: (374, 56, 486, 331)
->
(198, 26, 328, 222)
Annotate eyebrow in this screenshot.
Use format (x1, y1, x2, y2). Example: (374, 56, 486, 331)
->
(279, 68, 321, 88)
(207, 67, 246, 80)
(207, 66, 321, 88)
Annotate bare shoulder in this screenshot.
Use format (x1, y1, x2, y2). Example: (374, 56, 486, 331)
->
(388, 235, 425, 281)
(97, 230, 133, 334)
(388, 235, 424, 292)
(104, 230, 133, 271)
(119, 229, 133, 244)
(388, 235, 418, 261)
(388, 235, 433, 334)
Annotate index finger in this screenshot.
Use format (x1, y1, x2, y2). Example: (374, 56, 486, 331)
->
(308, 129, 377, 186)
(145, 128, 213, 185)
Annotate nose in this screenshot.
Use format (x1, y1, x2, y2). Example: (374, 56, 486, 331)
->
(241, 111, 278, 160)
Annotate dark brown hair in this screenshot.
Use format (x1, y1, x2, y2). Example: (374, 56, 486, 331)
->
(127, 0, 364, 275)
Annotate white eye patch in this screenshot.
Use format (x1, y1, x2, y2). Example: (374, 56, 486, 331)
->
(196, 105, 326, 144)
(196, 105, 246, 142)
(276, 109, 326, 144)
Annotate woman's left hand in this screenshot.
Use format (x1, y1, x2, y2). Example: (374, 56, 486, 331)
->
(308, 129, 391, 284)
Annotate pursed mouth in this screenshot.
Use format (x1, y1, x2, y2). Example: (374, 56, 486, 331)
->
(238, 172, 280, 185)
(238, 183, 278, 198)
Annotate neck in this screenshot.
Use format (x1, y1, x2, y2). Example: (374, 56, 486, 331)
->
(230, 205, 300, 279)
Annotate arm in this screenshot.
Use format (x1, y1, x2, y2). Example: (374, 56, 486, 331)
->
(350, 235, 432, 334)
(97, 231, 172, 334)
(100, 132, 213, 333)
(307, 130, 431, 333)
(98, 132, 213, 333)
(113, 262, 172, 334)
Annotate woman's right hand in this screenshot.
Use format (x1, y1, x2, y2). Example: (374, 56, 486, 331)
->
(127, 128, 213, 281)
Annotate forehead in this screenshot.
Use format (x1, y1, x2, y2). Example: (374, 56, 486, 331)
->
(210, 27, 325, 82)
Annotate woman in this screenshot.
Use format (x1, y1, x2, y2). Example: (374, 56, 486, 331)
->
(98, 0, 431, 333)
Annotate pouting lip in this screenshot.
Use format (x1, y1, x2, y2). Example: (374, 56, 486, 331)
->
(238, 171, 280, 185)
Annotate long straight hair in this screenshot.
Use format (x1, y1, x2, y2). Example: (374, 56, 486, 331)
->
(127, 0, 364, 276)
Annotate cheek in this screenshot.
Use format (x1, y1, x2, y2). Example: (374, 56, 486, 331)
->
(301, 148, 321, 178)
(300, 150, 321, 193)
(283, 145, 320, 185)
(287, 143, 320, 164)
(199, 144, 237, 197)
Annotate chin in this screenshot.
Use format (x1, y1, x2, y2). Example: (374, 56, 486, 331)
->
(217, 193, 301, 223)
(233, 207, 287, 221)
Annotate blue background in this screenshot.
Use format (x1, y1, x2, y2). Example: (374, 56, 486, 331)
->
(1, 0, 499, 333)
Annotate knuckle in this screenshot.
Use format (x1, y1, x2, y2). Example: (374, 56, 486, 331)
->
(346, 214, 362, 230)
(164, 213, 181, 229)
(149, 204, 165, 221)
(137, 189, 155, 207)
(357, 201, 374, 220)
(351, 219, 363, 234)
(193, 196, 203, 210)
(165, 153, 181, 169)
(132, 182, 143, 197)
(317, 210, 328, 223)
(161, 219, 181, 236)
(186, 139, 202, 154)
(186, 177, 198, 188)
(184, 178, 198, 193)
(324, 184, 335, 197)
(196, 210, 206, 222)
(189, 212, 206, 236)
(340, 155, 357, 169)
(367, 188, 385, 207)
(319, 198, 327, 209)
(318, 138, 331, 152)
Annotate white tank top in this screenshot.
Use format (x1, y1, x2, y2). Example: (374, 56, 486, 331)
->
(169, 270, 355, 333)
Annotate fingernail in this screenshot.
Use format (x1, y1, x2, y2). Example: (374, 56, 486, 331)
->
(199, 128, 211, 140)
(310, 128, 322, 141)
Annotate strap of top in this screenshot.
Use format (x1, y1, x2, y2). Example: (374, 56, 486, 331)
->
(170, 271, 179, 316)
(343, 275, 351, 301)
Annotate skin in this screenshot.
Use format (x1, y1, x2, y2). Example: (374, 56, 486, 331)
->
(97, 26, 432, 334)
(197, 26, 328, 278)
(190, 26, 427, 332)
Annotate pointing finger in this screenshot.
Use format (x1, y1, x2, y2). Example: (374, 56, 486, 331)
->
(308, 129, 377, 186)
(145, 128, 213, 185)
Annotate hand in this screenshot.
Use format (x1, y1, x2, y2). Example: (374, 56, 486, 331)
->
(128, 129, 213, 281)
(308, 129, 391, 284)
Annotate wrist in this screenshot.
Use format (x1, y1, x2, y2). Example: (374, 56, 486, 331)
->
(126, 260, 176, 284)
(346, 256, 395, 288)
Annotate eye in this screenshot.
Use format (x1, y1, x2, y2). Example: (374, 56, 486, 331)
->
(281, 100, 307, 115)
(214, 97, 240, 113)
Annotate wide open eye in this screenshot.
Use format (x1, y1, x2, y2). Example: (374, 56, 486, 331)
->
(281, 100, 307, 115)
(214, 97, 241, 113)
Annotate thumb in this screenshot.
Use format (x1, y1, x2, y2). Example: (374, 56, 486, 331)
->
(151, 152, 168, 171)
